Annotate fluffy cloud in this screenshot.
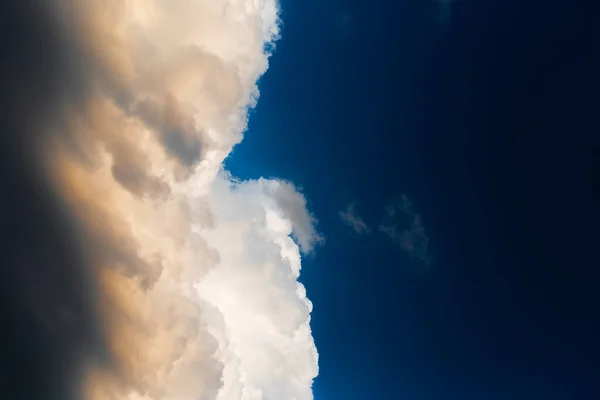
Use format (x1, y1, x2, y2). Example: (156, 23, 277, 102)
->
(339, 203, 371, 234)
(10, 0, 319, 399)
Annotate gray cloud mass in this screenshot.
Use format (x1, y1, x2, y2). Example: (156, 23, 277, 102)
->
(0, 1, 319, 399)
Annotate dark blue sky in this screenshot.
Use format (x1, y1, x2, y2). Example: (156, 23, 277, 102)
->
(226, 0, 599, 398)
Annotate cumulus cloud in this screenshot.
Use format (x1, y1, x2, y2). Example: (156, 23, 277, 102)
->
(380, 195, 433, 266)
(2, 1, 319, 399)
(339, 203, 371, 234)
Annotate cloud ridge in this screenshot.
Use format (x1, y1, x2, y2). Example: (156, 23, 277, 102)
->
(11, 1, 319, 399)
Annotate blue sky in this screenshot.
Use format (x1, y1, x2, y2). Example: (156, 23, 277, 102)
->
(226, 0, 599, 399)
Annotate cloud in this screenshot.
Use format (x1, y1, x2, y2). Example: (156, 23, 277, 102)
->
(380, 195, 433, 265)
(2, 1, 319, 399)
(268, 179, 324, 253)
(0, 2, 113, 399)
(334, 10, 355, 38)
(339, 203, 371, 234)
(434, 0, 456, 24)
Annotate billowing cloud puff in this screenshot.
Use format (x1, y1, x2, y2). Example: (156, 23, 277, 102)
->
(8, 0, 319, 399)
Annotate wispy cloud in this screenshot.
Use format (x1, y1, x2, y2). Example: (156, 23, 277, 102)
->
(380, 195, 433, 265)
(339, 203, 371, 234)
(430, 0, 456, 25)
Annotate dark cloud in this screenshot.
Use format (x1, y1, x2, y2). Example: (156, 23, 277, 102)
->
(1, 2, 229, 397)
(0, 2, 110, 398)
(133, 96, 204, 168)
(109, 141, 171, 200)
(161, 127, 203, 166)
(0, 156, 108, 400)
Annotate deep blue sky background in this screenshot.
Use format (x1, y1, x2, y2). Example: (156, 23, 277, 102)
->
(226, 0, 599, 399)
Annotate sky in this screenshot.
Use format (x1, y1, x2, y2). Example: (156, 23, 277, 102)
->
(0, 1, 598, 400)
(226, 0, 599, 398)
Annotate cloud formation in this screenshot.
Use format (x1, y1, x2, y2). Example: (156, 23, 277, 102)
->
(339, 203, 371, 234)
(434, 0, 455, 24)
(380, 195, 433, 265)
(1, 1, 319, 399)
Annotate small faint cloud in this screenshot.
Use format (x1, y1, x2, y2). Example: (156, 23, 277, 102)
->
(334, 10, 355, 38)
(380, 195, 433, 266)
(337, 12, 353, 29)
(432, 0, 456, 25)
(339, 203, 371, 234)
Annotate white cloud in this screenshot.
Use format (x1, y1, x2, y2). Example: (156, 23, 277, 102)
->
(198, 175, 319, 399)
(38, 1, 320, 399)
(339, 203, 371, 234)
